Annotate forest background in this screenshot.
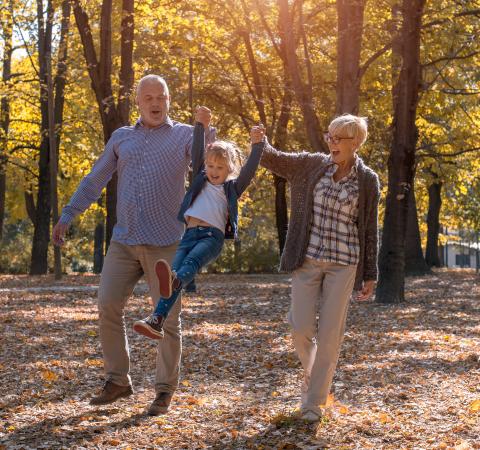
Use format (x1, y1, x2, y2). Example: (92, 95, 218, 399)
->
(1, 0, 479, 304)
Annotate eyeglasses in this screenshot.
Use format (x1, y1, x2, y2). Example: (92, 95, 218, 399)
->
(323, 133, 354, 145)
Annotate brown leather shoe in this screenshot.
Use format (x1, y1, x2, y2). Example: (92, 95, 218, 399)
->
(148, 392, 173, 416)
(90, 381, 133, 405)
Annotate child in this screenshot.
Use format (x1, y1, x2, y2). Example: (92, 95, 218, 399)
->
(133, 108, 265, 339)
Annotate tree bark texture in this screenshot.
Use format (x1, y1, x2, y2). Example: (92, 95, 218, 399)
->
(278, 0, 327, 153)
(30, 0, 54, 275)
(0, 0, 13, 241)
(405, 186, 430, 275)
(272, 85, 292, 254)
(376, 0, 426, 303)
(425, 180, 442, 267)
(335, 0, 366, 115)
(72, 0, 134, 265)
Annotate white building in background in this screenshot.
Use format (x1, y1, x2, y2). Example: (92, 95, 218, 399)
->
(442, 229, 480, 269)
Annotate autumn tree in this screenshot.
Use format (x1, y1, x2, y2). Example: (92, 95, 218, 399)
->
(0, 0, 14, 240)
(71, 0, 134, 270)
(376, 0, 426, 303)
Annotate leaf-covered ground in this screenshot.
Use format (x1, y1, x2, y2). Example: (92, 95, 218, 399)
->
(1, 269, 479, 449)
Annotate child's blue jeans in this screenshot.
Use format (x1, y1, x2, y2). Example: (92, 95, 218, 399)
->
(153, 226, 224, 317)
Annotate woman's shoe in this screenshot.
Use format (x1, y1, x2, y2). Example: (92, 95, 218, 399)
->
(300, 409, 322, 422)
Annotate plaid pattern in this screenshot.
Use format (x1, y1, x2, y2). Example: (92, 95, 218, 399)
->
(306, 159, 360, 265)
(60, 117, 215, 246)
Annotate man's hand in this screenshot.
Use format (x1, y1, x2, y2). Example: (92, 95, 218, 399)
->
(195, 106, 211, 129)
(251, 124, 266, 144)
(52, 221, 69, 247)
(356, 280, 375, 301)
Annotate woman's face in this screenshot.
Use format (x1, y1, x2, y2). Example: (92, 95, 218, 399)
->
(324, 127, 358, 166)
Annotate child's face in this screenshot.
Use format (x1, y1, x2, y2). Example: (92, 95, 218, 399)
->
(205, 155, 230, 185)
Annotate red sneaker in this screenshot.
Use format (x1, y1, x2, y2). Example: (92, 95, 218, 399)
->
(155, 259, 173, 298)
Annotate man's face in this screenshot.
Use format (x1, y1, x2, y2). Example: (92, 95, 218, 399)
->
(136, 81, 170, 128)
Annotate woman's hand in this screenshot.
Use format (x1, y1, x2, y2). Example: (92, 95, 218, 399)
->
(251, 124, 266, 144)
(356, 280, 375, 301)
(195, 106, 211, 129)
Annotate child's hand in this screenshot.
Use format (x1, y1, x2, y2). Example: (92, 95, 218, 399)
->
(251, 124, 266, 144)
(195, 106, 211, 129)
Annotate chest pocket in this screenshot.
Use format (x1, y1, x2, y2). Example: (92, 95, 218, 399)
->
(337, 182, 359, 207)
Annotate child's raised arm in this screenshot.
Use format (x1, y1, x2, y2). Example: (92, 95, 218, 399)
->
(191, 106, 211, 177)
(234, 125, 267, 196)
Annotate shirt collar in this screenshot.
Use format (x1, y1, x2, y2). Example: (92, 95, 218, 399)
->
(134, 116, 174, 129)
(326, 154, 360, 173)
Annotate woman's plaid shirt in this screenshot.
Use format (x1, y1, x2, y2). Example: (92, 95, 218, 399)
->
(306, 159, 360, 266)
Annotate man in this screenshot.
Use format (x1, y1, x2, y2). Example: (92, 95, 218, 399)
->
(52, 75, 214, 415)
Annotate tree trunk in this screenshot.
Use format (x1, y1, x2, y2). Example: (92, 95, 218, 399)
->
(73, 0, 134, 267)
(335, 0, 366, 115)
(0, 0, 13, 241)
(405, 186, 430, 275)
(53, 0, 71, 163)
(30, 0, 54, 275)
(278, 0, 327, 153)
(238, 0, 268, 128)
(376, 0, 425, 303)
(425, 180, 442, 267)
(47, 0, 70, 279)
(272, 84, 292, 254)
(24, 190, 36, 225)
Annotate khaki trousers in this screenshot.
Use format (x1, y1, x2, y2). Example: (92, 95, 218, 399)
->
(98, 240, 179, 393)
(289, 257, 357, 414)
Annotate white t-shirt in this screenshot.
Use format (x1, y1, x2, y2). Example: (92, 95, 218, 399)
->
(184, 182, 228, 232)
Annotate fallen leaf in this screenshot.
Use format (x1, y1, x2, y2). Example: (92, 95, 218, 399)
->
(41, 369, 58, 382)
(468, 399, 480, 413)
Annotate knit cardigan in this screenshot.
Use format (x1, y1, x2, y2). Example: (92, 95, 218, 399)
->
(260, 143, 380, 291)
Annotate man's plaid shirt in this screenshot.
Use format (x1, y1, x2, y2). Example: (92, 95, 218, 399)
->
(306, 158, 360, 266)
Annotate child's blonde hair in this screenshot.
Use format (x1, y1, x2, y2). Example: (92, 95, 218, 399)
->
(329, 114, 368, 148)
(205, 141, 244, 178)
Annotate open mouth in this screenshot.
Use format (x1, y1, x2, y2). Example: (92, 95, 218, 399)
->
(331, 150, 340, 157)
(151, 110, 161, 116)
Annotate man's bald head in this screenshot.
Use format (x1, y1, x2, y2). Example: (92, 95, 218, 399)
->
(136, 75, 169, 97)
(135, 75, 170, 128)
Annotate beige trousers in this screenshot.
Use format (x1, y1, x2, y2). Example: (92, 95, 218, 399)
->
(289, 257, 357, 414)
(98, 240, 179, 393)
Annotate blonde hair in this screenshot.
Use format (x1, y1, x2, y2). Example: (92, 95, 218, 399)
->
(205, 141, 243, 178)
(329, 114, 368, 147)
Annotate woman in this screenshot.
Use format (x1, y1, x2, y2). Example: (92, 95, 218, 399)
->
(253, 114, 380, 422)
